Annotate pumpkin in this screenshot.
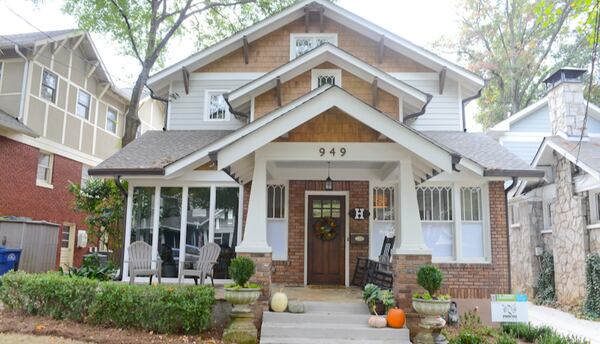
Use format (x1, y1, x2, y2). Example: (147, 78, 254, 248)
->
(270, 290, 288, 312)
(368, 315, 387, 328)
(386, 308, 406, 328)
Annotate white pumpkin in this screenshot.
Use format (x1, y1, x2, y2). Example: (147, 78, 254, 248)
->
(270, 291, 288, 312)
(368, 315, 387, 328)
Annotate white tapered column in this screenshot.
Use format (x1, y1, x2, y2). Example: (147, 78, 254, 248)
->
(237, 156, 272, 253)
(394, 158, 431, 255)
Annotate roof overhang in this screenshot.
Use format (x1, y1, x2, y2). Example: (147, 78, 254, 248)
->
(226, 43, 430, 111)
(532, 137, 600, 181)
(147, 0, 483, 94)
(489, 98, 549, 133)
(0, 110, 38, 137)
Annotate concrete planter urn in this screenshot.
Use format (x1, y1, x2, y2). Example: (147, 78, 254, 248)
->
(224, 287, 262, 314)
(412, 298, 451, 344)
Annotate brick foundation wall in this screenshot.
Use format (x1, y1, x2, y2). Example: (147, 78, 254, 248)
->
(435, 181, 510, 298)
(271, 180, 370, 285)
(0, 136, 88, 268)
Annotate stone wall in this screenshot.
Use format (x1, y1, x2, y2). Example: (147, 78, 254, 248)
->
(552, 155, 589, 305)
(509, 199, 543, 297)
(547, 82, 587, 137)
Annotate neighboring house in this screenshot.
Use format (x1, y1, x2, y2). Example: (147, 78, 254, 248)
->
(490, 68, 600, 306)
(89, 0, 541, 321)
(0, 30, 162, 269)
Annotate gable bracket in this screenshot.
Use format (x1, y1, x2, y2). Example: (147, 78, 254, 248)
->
(276, 76, 282, 107)
(242, 35, 249, 65)
(378, 35, 385, 64)
(52, 39, 68, 55)
(33, 43, 48, 60)
(86, 61, 100, 79)
(371, 77, 379, 107)
(98, 83, 111, 99)
(182, 67, 190, 95)
(71, 34, 86, 50)
(439, 66, 447, 95)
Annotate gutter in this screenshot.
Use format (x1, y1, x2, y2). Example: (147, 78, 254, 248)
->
(461, 88, 482, 132)
(88, 167, 165, 176)
(404, 93, 433, 121)
(14, 44, 29, 122)
(483, 169, 545, 178)
(504, 176, 518, 293)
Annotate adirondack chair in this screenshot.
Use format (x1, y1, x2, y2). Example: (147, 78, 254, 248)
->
(128, 241, 162, 285)
(178, 242, 221, 286)
(351, 235, 395, 289)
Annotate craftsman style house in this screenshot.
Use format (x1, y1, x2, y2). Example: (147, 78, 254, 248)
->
(90, 0, 541, 312)
(0, 30, 163, 269)
(490, 68, 600, 306)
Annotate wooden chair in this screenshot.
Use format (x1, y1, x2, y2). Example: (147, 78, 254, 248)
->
(179, 242, 221, 286)
(128, 241, 162, 285)
(351, 236, 395, 289)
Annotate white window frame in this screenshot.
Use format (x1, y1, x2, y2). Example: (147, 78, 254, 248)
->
(40, 69, 58, 104)
(370, 184, 396, 260)
(36, 151, 54, 188)
(267, 182, 288, 261)
(589, 189, 600, 225)
(417, 185, 455, 262)
(76, 89, 91, 120)
(289, 33, 338, 60)
(311, 69, 342, 90)
(204, 90, 231, 122)
(418, 182, 491, 264)
(509, 203, 520, 227)
(106, 107, 118, 134)
(542, 200, 554, 232)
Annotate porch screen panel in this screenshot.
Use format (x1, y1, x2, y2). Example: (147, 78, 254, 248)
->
(131, 187, 155, 246)
(186, 188, 211, 270)
(371, 186, 395, 260)
(417, 186, 453, 259)
(267, 184, 287, 260)
(460, 187, 484, 259)
(214, 187, 239, 279)
(159, 187, 182, 278)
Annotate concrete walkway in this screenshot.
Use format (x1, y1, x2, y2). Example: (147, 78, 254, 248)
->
(528, 303, 600, 343)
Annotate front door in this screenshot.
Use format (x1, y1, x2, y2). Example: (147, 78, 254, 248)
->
(59, 223, 76, 268)
(307, 195, 345, 285)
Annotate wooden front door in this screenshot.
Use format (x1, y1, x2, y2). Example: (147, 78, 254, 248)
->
(307, 195, 345, 285)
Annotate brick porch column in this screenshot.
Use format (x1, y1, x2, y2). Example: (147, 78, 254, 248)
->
(238, 252, 272, 301)
(392, 254, 432, 333)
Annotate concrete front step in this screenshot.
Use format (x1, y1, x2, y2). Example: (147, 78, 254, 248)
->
(302, 301, 370, 314)
(260, 321, 410, 341)
(260, 337, 407, 344)
(263, 311, 370, 325)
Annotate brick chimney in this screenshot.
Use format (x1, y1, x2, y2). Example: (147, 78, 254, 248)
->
(545, 67, 588, 139)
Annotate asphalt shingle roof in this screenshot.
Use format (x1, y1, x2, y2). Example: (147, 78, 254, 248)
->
(90, 130, 232, 175)
(0, 109, 38, 137)
(0, 29, 76, 49)
(547, 136, 600, 174)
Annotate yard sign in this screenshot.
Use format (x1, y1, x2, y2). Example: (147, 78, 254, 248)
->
(490, 294, 528, 323)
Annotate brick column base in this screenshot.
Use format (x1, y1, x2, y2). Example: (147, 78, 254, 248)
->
(392, 254, 432, 336)
(237, 252, 272, 300)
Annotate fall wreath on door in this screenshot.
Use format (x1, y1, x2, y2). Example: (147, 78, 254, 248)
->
(314, 217, 338, 241)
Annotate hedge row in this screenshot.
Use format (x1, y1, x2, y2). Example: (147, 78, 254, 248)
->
(0, 271, 214, 334)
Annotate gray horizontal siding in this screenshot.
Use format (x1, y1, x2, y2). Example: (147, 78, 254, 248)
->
(587, 116, 600, 133)
(169, 78, 251, 130)
(500, 139, 543, 164)
(401, 78, 461, 131)
(511, 106, 551, 132)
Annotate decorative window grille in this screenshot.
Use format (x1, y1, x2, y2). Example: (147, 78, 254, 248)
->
(267, 184, 286, 219)
(373, 186, 395, 221)
(460, 187, 482, 221)
(318, 75, 336, 87)
(291, 34, 338, 59)
(417, 186, 453, 258)
(311, 69, 342, 90)
(206, 91, 229, 121)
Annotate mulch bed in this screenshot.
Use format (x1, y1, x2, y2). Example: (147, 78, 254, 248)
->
(0, 309, 225, 344)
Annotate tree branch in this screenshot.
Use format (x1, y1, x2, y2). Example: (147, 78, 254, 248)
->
(109, 0, 144, 64)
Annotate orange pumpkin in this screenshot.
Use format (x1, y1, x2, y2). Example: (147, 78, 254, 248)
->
(386, 308, 406, 328)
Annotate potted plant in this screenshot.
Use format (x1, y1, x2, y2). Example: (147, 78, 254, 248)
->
(412, 265, 451, 339)
(159, 244, 177, 278)
(224, 256, 262, 314)
(363, 283, 385, 315)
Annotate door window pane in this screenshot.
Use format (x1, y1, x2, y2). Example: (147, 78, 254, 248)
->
(185, 188, 210, 270)
(159, 187, 182, 278)
(131, 187, 155, 246)
(214, 187, 239, 279)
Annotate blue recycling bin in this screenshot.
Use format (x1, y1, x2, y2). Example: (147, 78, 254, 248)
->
(0, 247, 22, 276)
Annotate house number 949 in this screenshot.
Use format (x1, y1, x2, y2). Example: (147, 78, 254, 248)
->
(319, 147, 346, 157)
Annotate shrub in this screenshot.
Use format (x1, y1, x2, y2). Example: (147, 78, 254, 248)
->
(536, 251, 556, 304)
(61, 253, 117, 281)
(417, 264, 444, 297)
(501, 323, 587, 344)
(494, 332, 517, 344)
(448, 330, 486, 344)
(229, 256, 256, 287)
(583, 253, 600, 318)
(0, 271, 214, 334)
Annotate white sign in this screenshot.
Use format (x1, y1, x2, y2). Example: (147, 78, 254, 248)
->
(491, 294, 528, 323)
(354, 208, 365, 220)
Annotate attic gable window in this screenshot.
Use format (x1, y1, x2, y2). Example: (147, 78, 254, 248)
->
(311, 69, 342, 90)
(205, 90, 230, 121)
(290, 33, 338, 59)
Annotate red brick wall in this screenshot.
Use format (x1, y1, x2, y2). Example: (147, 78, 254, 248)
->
(435, 181, 510, 298)
(271, 180, 370, 285)
(0, 136, 88, 268)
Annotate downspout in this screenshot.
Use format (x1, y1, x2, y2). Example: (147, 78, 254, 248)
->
(461, 88, 482, 132)
(504, 176, 518, 293)
(114, 175, 128, 281)
(15, 45, 29, 122)
(404, 94, 433, 121)
(144, 83, 169, 131)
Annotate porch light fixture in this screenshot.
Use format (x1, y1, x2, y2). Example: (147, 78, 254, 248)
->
(325, 162, 333, 191)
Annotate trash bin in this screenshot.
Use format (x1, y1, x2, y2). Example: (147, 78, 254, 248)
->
(0, 247, 22, 276)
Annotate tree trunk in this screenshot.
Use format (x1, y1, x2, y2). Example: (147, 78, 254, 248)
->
(122, 65, 151, 146)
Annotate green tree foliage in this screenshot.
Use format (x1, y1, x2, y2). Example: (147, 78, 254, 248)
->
(441, 0, 592, 129)
(69, 178, 125, 250)
(584, 253, 600, 318)
(535, 251, 556, 304)
(62, 0, 299, 146)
